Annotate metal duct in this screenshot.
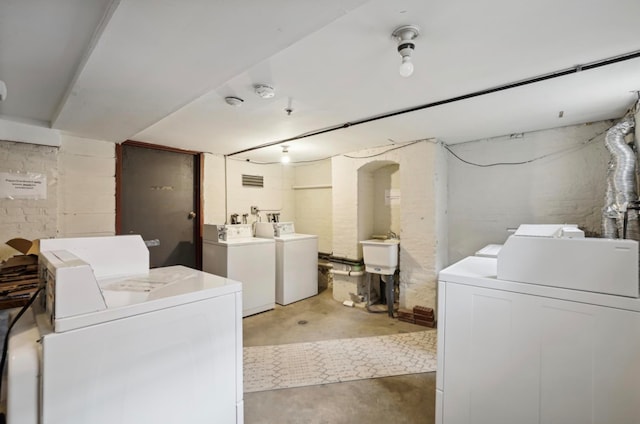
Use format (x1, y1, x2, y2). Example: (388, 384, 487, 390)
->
(603, 117, 637, 239)
(634, 99, 640, 190)
(602, 162, 619, 238)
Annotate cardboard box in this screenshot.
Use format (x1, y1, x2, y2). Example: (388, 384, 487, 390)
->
(5, 238, 40, 256)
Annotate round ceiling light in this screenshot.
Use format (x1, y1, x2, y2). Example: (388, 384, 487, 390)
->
(224, 96, 244, 107)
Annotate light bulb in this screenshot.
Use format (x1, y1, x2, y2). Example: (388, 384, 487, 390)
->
(399, 56, 414, 77)
(281, 145, 290, 163)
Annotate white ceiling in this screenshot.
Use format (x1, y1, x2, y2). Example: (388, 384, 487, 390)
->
(1, 0, 639, 163)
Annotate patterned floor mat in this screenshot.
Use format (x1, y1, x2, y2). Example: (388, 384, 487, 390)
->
(244, 330, 437, 393)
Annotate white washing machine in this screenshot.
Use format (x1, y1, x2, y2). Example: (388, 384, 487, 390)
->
(6, 235, 243, 424)
(436, 225, 640, 424)
(255, 222, 318, 305)
(203, 224, 275, 317)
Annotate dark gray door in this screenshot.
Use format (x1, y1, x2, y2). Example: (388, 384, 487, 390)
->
(119, 144, 198, 268)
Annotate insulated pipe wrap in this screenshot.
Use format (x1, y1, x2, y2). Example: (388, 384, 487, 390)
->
(602, 162, 619, 238)
(603, 117, 637, 239)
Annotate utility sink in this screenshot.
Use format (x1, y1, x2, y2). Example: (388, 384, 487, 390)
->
(360, 239, 399, 275)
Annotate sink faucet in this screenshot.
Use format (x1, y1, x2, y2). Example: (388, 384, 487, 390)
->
(387, 230, 398, 240)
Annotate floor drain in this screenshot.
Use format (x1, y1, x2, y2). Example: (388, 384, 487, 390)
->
(297, 320, 308, 325)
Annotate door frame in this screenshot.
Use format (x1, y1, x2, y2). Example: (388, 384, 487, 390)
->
(115, 140, 204, 270)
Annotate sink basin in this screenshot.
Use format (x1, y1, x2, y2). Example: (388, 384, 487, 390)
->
(360, 239, 399, 275)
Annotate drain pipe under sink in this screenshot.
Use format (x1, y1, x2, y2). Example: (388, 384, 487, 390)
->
(330, 269, 365, 277)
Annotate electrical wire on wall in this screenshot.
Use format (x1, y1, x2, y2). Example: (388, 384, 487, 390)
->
(444, 128, 610, 167)
(342, 140, 429, 159)
(444, 99, 640, 169)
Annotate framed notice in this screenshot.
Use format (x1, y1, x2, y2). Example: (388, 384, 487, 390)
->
(0, 172, 47, 200)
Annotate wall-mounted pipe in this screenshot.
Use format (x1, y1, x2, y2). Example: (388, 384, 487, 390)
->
(227, 49, 640, 158)
(329, 269, 365, 277)
(324, 255, 363, 267)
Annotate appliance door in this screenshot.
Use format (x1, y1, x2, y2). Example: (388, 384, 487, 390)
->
(439, 280, 640, 424)
(40, 293, 240, 424)
(227, 243, 275, 316)
(278, 237, 318, 305)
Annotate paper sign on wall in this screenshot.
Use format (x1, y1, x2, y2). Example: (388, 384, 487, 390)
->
(385, 189, 400, 205)
(0, 172, 47, 199)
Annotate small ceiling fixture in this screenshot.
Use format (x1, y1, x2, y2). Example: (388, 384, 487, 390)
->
(391, 25, 420, 77)
(280, 145, 290, 164)
(224, 96, 244, 107)
(254, 84, 275, 99)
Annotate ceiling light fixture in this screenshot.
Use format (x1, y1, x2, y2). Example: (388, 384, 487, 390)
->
(224, 96, 244, 107)
(281, 145, 290, 164)
(254, 84, 275, 99)
(391, 25, 420, 78)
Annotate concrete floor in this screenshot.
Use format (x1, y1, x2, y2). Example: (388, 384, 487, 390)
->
(243, 288, 436, 424)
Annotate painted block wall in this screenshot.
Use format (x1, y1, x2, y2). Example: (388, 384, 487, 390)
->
(373, 164, 400, 236)
(447, 120, 613, 264)
(293, 159, 332, 253)
(331, 140, 447, 311)
(202, 153, 226, 225)
(57, 135, 115, 237)
(1, 133, 116, 255)
(205, 157, 295, 226)
(0, 140, 58, 242)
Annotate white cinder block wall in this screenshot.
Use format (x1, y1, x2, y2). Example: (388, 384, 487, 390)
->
(373, 164, 400, 235)
(293, 159, 332, 253)
(57, 135, 115, 237)
(332, 140, 447, 311)
(0, 140, 58, 241)
(203, 153, 226, 224)
(1, 134, 114, 259)
(447, 120, 613, 264)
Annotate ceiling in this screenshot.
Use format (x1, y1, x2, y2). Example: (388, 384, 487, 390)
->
(1, 0, 639, 163)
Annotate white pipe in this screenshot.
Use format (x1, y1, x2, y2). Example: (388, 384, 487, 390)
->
(330, 269, 365, 277)
(292, 184, 332, 190)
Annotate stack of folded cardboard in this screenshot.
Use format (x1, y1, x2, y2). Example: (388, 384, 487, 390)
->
(0, 238, 41, 309)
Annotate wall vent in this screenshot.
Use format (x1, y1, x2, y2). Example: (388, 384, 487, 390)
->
(242, 174, 264, 188)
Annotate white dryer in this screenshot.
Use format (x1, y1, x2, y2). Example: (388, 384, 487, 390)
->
(255, 222, 318, 305)
(203, 224, 275, 317)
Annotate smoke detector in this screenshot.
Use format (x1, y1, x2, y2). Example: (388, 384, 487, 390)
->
(254, 84, 275, 99)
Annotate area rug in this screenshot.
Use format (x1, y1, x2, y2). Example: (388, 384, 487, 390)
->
(243, 330, 437, 393)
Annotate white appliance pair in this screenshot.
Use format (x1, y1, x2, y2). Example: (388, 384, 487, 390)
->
(202, 224, 275, 316)
(5, 235, 244, 424)
(255, 222, 318, 306)
(436, 224, 640, 424)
